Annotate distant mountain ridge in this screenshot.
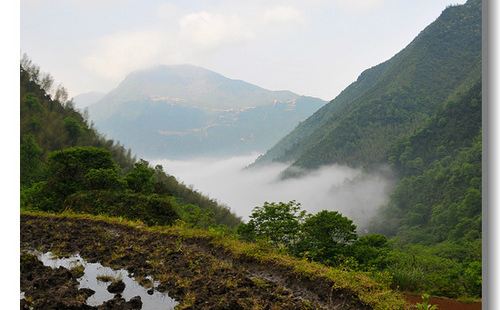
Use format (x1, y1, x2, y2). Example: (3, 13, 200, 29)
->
(73, 91, 105, 109)
(88, 65, 326, 158)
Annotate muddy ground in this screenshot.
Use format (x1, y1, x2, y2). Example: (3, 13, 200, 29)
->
(20, 215, 371, 310)
(404, 294, 481, 310)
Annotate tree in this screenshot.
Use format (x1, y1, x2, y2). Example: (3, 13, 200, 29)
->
(296, 210, 357, 264)
(125, 159, 155, 193)
(350, 234, 390, 268)
(20, 134, 44, 186)
(243, 201, 306, 246)
(54, 84, 68, 104)
(39, 73, 54, 94)
(64, 116, 83, 145)
(46, 146, 117, 207)
(84, 168, 125, 191)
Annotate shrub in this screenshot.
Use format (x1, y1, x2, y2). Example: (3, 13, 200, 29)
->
(64, 190, 179, 226)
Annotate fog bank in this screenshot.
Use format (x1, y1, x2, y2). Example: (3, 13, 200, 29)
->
(153, 154, 394, 230)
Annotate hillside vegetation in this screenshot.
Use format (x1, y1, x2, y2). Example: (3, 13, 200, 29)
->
(254, 0, 481, 171)
(20, 57, 240, 227)
(252, 0, 482, 299)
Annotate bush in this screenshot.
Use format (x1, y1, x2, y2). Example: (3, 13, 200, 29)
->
(64, 190, 179, 226)
(84, 168, 126, 191)
(126, 160, 155, 193)
(46, 147, 117, 208)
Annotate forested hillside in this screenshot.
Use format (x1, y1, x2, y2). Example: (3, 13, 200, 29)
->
(20, 57, 240, 227)
(373, 79, 482, 243)
(253, 0, 481, 171)
(252, 0, 482, 246)
(250, 0, 482, 299)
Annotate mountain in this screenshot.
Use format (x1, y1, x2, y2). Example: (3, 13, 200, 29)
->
(253, 0, 481, 173)
(73, 91, 105, 109)
(253, 0, 482, 242)
(249, 0, 482, 297)
(88, 65, 326, 158)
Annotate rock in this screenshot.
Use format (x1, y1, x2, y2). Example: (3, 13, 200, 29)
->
(147, 288, 154, 295)
(129, 296, 142, 309)
(107, 280, 126, 293)
(98, 294, 127, 309)
(80, 287, 96, 298)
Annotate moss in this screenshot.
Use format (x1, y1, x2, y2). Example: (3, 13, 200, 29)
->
(96, 274, 116, 282)
(70, 265, 85, 278)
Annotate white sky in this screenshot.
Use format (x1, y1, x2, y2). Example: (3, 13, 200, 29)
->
(21, 0, 466, 100)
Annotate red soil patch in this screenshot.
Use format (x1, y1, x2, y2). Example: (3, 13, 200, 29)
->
(405, 293, 481, 310)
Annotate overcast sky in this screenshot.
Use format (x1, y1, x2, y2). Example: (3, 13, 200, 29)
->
(21, 0, 466, 100)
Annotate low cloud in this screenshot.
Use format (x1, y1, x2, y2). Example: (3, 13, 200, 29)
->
(154, 154, 394, 230)
(179, 12, 254, 49)
(83, 31, 166, 80)
(83, 5, 304, 82)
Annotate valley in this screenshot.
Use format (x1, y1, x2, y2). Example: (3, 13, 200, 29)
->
(19, 0, 483, 308)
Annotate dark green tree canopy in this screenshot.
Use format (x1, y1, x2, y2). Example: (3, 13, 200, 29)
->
(47, 146, 117, 200)
(126, 159, 155, 194)
(244, 201, 306, 246)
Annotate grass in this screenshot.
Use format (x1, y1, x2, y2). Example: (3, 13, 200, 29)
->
(96, 274, 117, 282)
(21, 210, 406, 309)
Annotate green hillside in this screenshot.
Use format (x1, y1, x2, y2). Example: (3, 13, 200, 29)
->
(253, 0, 481, 171)
(250, 0, 482, 299)
(20, 57, 241, 227)
(373, 79, 482, 243)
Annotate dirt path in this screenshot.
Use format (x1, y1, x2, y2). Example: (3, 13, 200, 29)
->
(21, 214, 373, 309)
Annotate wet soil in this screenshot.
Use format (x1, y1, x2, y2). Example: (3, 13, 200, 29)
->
(405, 293, 481, 310)
(20, 253, 94, 309)
(21, 215, 371, 309)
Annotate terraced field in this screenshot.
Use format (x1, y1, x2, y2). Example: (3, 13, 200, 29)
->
(20, 212, 404, 309)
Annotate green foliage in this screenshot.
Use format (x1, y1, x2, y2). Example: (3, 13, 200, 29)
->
(385, 241, 481, 298)
(19, 57, 241, 227)
(64, 190, 179, 226)
(84, 168, 126, 191)
(174, 204, 216, 228)
(63, 116, 83, 145)
(244, 201, 306, 246)
(46, 147, 117, 206)
(255, 0, 481, 170)
(295, 210, 357, 265)
(241, 202, 389, 269)
(350, 234, 390, 269)
(126, 160, 155, 193)
(20, 134, 44, 186)
(414, 294, 438, 310)
(251, 1, 483, 299)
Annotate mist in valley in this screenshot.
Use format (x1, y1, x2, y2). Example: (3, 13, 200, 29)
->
(153, 154, 395, 230)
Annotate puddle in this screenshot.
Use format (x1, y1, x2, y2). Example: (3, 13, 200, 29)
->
(34, 251, 178, 309)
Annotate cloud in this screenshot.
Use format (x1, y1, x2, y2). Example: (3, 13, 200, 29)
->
(82, 5, 304, 82)
(83, 31, 167, 80)
(179, 11, 254, 49)
(263, 6, 304, 24)
(334, 0, 386, 11)
(154, 154, 394, 230)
